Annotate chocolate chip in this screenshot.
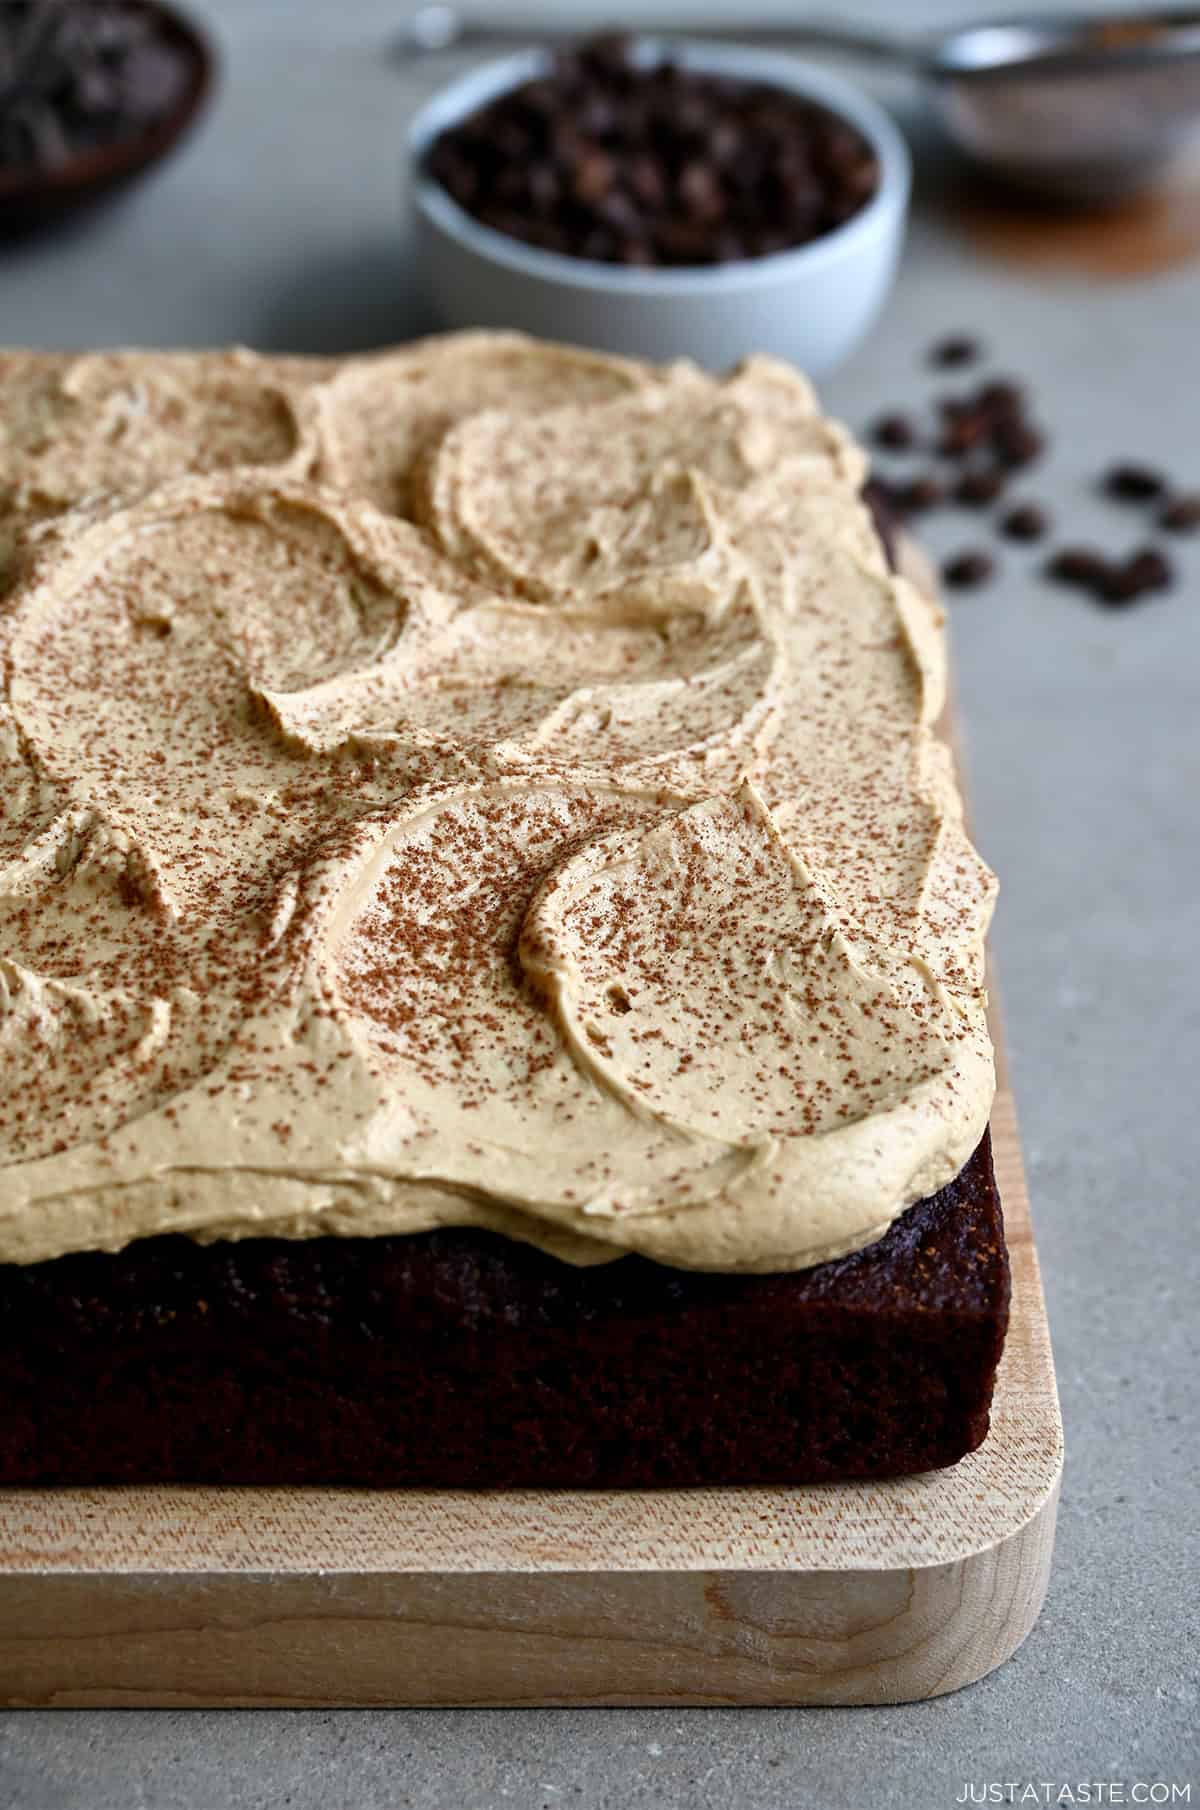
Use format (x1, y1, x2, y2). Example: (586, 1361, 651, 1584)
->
(871, 413, 916, 452)
(954, 469, 1005, 507)
(626, 153, 667, 210)
(591, 186, 642, 235)
(1095, 568, 1139, 604)
(1098, 550, 1172, 606)
(991, 419, 1042, 470)
(677, 159, 725, 222)
(1044, 543, 1171, 605)
(935, 382, 1044, 469)
(1103, 463, 1166, 502)
(616, 235, 655, 266)
(930, 336, 981, 368)
(524, 162, 561, 215)
(977, 380, 1025, 421)
(937, 413, 989, 459)
(1045, 547, 1108, 589)
(428, 145, 480, 208)
(993, 421, 1044, 469)
(577, 226, 618, 262)
(896, 475, 945, 514)
(942, 550, 995, 589)
(1122, 546, 1173, 592)
(571, 148, 617, 204)
(653, 219, 720, 264)
(1159, 492, 1200, 533)
(1000, 503, 1049, 541)
(577, 32, 636, 81)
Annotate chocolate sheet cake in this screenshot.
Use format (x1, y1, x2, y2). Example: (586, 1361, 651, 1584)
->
(0, 335, 1007, 1486)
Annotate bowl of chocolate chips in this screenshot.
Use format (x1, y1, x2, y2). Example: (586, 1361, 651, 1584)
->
(0, 0, 213, 234)
(410, 34, 910, 375)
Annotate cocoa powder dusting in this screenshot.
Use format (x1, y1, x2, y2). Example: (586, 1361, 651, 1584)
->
(0, 335, 996, 1273)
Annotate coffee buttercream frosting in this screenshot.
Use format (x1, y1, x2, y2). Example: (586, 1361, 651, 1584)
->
(0, 334, 996, 1271)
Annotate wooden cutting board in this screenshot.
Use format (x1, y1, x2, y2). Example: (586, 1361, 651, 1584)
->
(0, 571, 1063, 1708)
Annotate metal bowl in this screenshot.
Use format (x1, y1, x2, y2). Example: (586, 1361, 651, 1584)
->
(926, 11, 1200, 200)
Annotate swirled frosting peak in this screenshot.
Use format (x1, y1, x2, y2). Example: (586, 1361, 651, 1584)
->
(0, 334, 996, 1271)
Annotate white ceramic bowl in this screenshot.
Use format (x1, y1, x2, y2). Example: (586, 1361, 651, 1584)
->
(408, 39, 911, 376)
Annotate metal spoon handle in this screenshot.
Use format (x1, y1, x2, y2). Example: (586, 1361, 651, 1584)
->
(393, 7, 921, 67)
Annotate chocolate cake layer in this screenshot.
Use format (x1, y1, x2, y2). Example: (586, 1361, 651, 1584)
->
(0, 1132, 1008, 1487)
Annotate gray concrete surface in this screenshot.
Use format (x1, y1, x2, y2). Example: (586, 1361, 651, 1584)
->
(0, 2, 1197, 1805)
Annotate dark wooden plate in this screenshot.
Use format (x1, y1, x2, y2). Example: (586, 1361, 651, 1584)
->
(0, 1, 216, 236)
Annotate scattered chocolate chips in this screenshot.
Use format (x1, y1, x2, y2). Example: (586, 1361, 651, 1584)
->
(872, 412, 916, 452)
(1045, 543, 1173, 605)
(868, 346, 1193, 615)
(1159, 492, 1200, 534)
(0, 1, 190, 175)
(954, 469, 1005, 508)
(942, 550, 995, 589)
(426, 34, 881, 267)
(1103, 463, 1166, 502)
(1000, 503, 1049, 542)
(930, 336, 981, 368)
(934, 381, 1045, 471)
